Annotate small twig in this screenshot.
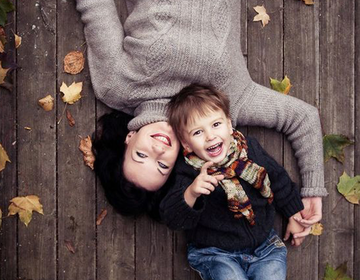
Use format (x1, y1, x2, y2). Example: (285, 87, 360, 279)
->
(331, 196, 344, 214)
(57, 103, 68, 125)
(304, 235, 314, 250)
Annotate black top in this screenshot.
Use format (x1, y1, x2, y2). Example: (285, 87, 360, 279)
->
(160, 137, 304, 252)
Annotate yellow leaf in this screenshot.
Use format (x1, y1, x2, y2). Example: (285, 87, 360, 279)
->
(0, 64, 10, 85)
(0, 143, 11, 172)
(303, 0, 314, 5)
(60, 81, 83, 104)
(253, 5, 270, 27)
(79, 136, 95, 170)
(15, 34, 21, 49)
(38, 95, 54, 111)
(63, 51, 85, 75)
(270, 76, 292, 95)
(310, 222, 323, 236)
(8, 195, 44, 227)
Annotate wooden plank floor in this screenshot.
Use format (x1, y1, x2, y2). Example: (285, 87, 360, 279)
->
(0, 0, 359, 279)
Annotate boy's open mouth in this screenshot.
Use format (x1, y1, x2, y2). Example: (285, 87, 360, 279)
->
(206, 142, 223, 157)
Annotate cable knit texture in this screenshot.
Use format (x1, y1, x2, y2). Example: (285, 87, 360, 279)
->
(76, 0, 327, 196)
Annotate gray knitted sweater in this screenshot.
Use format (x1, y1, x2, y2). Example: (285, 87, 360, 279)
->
(76, 0, 327, 197)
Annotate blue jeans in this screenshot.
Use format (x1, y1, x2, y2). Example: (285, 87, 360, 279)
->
(187, 229, 287, 280)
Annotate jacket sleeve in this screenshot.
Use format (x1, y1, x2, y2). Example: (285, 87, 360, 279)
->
(237, 82, 327, 198)
(76, 0, 126, 110)
(248, 137, 304, 219)
(160, 173, 205, 231)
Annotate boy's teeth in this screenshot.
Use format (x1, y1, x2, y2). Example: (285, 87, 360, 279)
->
(207, 143, 221, 150)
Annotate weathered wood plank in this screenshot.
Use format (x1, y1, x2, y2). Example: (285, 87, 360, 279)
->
(354, 2, 360, 280)
(16, 0, 57, 279)
(284, 1, 320, 279)
(0, 10, 17, 279)
(247, 0, 284, 235)
(135, 215, 173, 280)
(319, 0, 355, 278)
(57, 0, 97, 279)
(95, 2, 136, 280)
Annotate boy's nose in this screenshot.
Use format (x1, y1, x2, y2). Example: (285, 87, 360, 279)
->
(205, 132, 215, 142)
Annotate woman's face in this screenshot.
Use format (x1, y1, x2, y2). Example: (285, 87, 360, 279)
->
(123, 122, 180, 191)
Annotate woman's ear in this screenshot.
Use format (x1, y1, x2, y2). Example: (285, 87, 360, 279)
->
(125, 131, 136, 144)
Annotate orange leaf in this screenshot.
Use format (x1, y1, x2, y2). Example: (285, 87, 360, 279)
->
(66, 110, 75, 127)
(79, 136, 95, 170)
(63, 51, 85, 75)
(96, 209, 108, 226)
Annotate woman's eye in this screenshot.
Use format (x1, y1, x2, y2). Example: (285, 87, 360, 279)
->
(158, 162, 169, 169)
(213, 122, 221, 127)
(136, 152, 147, 158)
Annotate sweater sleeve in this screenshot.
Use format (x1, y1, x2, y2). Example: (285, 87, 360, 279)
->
(160, 174, 205, 231)
(248, 137, 304, 218)
(237, 82, 327, 198)
(76, 0, 126, 110)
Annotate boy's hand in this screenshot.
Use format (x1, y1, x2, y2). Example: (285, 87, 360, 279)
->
(284, 212, 306, 247)
(184, 161, 224, 208)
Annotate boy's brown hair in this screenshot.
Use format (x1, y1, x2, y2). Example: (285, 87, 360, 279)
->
(167, 83, 230, 141)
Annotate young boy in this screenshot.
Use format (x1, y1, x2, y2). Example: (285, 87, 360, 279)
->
(160, 84, 305, 280)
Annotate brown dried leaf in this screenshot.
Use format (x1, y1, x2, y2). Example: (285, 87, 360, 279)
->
(0, 143, 10, 172)
(66, 110, 75, 127)
(38, 95, 54, 111)
(64, 240, 76, 254)
(302, 0, 314, 5)
(309, 222, 323, 236)
(96, 209, 108, 226)
(24, 127, 31, 131)
(0, 64, 9, 84)
(60, 81, 83, 104)
(8, 195, 44, 227)
(64, 51, 85, 75)
(14, 34, 21, 49)
(253, 5, 270, 27)
(79, 136, 95, 170)
(0, 27, 6, 53)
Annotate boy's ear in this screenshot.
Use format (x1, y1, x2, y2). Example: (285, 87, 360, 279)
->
(227, 118, 233, 134)
(181, 140, 193, 153)
(125, 131, 136, 144)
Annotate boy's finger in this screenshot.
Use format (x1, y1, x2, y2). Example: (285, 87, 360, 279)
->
(205, 175, 223, 186)
(201, 162, 214, 174)
(293, 227, 311, 239)
(283, 229, 290, 241)
(214, 174, 225, 181)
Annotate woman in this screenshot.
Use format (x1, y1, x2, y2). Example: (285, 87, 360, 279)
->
(77, 0, 326, 233)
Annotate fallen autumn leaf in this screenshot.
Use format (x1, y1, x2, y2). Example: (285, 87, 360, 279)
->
(64, 51, 85, 75)
(0, 143, 11, 172)
(64, 240, 76, 254)
(270, 76, 292, 95)
(96, 209, 108, 226)
(253, 5, 270, 27)
(66, 109, 75, 127)
(323, 134, 354, 163)
(79, 136, 95, 170)
(38, 95, 54, 111)
(60, 81, 83, 104)
(8, 195, 44, 227)
(309, 222, 323, 236)
(337, 172, 360, 205)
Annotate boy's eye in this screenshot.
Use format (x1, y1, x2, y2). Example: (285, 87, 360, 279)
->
(213, 122, 221, 127)
(158, 162, 169, 169)
(193, 130, 201, 136)
(136, 152, 147, 158)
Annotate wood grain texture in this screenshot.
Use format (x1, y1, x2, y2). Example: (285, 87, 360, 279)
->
(284, 1, 320, 279)
(16, 0, 57, 279)
(0, 10, 17, 280)
(247, 0, 284, 235)
(57, 0, 97, 279)
(319, 0, 355, 278)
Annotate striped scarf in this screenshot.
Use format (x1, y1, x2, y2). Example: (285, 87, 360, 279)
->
(184, 130, 274, 225)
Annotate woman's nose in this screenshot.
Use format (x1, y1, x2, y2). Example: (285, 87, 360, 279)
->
(152, 144, 165, 154)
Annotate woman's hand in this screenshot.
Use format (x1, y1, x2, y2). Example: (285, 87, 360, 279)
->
(184, 162, 224, 208)
(291, 197, 323, 238)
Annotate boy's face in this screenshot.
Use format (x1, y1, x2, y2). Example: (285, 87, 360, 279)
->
(181, 109, 233, 163)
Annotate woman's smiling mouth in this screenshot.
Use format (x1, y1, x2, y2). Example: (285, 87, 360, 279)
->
(151, 134, 172, 146)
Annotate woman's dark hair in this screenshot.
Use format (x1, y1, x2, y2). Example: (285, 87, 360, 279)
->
(92, 111, 175, 220)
